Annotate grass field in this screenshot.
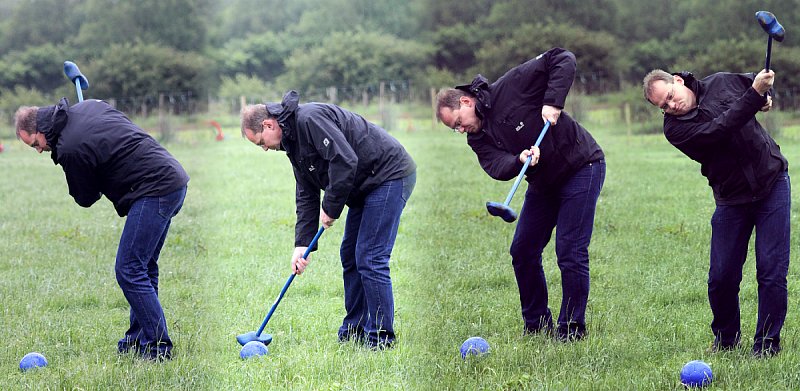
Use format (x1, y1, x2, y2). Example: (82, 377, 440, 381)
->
(2, 108, 800, 390)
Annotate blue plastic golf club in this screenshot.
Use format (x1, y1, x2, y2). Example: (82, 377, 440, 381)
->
(486, 121, 550, 223)
(236, 226, 325, 346)
(756, 11, 785, 72)
(63, 61, 89, 102)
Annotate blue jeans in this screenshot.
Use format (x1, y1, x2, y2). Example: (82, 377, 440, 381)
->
(709, 173, 790, 354)
(115, 186, 186, 358)
(510, 160, 605, 339)
(338, 172, 415, 347)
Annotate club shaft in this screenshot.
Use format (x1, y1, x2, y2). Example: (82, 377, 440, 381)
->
(765, 35, 773, 72)
(75, 79, 84, 102)
(255, 226, 325, 336)
(502, 121, 551, 206)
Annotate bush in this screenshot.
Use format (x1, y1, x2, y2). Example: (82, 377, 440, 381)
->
(0, 86, 54, 129)
(603, 85, 663, 135)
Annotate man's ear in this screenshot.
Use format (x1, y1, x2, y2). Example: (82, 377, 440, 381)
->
(262, 118, 272, 130)
(459, 96, 472, 107)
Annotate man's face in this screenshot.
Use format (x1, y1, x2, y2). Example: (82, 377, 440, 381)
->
(648, 76, 696, 116)
(244, 119, 282, 151)
(18, 130, 49, 153)
(439, 96, 482, 134)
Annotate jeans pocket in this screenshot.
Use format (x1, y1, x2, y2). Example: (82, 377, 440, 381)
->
(157, 187, 186, 218)
(401, 172, 417, 202)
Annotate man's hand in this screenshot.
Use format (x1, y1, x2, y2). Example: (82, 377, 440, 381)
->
(542, 105, 562, 125)
(519, 146, 541, 166)
(752, 69, 775, 95)
(761, 95, 773, 112)
(320, 209, 336, 229)
(291, 246, 311, 275)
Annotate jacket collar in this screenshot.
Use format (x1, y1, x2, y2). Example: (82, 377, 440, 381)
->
(672, 71, 702, 121)
(37, 97, 70, 164)
(265, 90, 300, 150)
(456, 75, 491, 120)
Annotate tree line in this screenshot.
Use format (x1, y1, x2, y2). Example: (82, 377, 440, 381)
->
(1, 0, 798, 121)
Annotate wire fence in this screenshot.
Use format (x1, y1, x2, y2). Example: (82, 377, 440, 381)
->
(103, 79, 800, 120)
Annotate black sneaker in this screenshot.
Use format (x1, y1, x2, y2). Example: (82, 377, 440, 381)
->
(752, 344, 781, 358)
(366, 339, 394, 351)
(135, 343, 173, 361)
(339, 332, 366, 344)
(118, 339, 140, 354)
(707, 341, 740, 354)
(523, 323, 554, 337)
(555, 324, 586, 342)
(555, 330, 586, 342)
(139, 348, 173, 361)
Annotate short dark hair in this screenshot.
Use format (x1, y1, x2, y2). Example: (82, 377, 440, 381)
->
(642, 69, 673, 104)
(435, 88, 472, 121)
(14, 106, 39, 139)
(240, 104, 274, 137)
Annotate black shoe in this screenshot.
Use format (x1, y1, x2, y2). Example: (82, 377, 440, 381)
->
(752, 342, 781, 358)
(135, 342, 173, 361)
(138, 348, 173, 361)
(555, 323, 586, 342)
(523, 323, 554, 337)
(707, 341, 740, 354)
(365, 334, 395, 351)
(118, 340, 139, 354)
(555, 330, 586, 342)
(366, 339, 394, 351)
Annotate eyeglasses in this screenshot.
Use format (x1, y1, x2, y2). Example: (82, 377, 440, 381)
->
(449, 109, 463, 133)
(660, 83, 676, 115)
(451, 117, 462, 133)
(22, 131, 41, 149)
(254, 131, 265, 147)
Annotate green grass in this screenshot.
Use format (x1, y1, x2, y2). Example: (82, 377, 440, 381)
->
(3, 110, 800, 390)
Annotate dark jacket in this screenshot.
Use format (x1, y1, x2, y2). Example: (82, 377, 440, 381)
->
(266, 91, 416, 247)
(663, 72, 787, 205)
(38, 98, 189, 216)
(459, 47, 604, 191)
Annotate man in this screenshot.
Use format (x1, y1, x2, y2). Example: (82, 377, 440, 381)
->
(436, 47, 605, 341)
(15, 98, 189, 360)
(240, 91, 416, 349)
(642, 68, 788, 357)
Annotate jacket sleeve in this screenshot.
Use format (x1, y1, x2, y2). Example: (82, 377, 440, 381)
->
(665, 82, 766, 159)
(293, 166, 321, 250)
(300, 114, 357, 219)
(513, 47, 576, 109)
(59, 151, 102, 208)
(468, 132, 526, 181)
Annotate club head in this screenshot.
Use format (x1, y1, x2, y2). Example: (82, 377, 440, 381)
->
(63, 61, 90, 90)
(236, 331, 273, 346)
(486, 201, 518, 223)
(756, 11, 785, 42)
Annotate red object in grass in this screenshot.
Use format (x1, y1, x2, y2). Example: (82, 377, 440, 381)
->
(0, 143, 5, 153)
(208, 120, 224, 141)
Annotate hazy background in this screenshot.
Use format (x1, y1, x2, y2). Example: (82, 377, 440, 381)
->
(0, 0, 798, 129)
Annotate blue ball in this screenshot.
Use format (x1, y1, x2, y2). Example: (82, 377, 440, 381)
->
(19, 352, 48, 371)
(680, 360, 713, 388)
(240, 341, 269, 359)
(460, 336, 490, 359)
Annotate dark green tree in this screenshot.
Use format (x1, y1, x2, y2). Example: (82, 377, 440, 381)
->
(86, 42, 210, 100)
(0, 44, 67, 91)
(471, 23, 619, 93)
(278, 29, 432, 93)
(71, 0, 210, 55)
(0, 0, 82, 53)
(213, 31, 292, 81)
